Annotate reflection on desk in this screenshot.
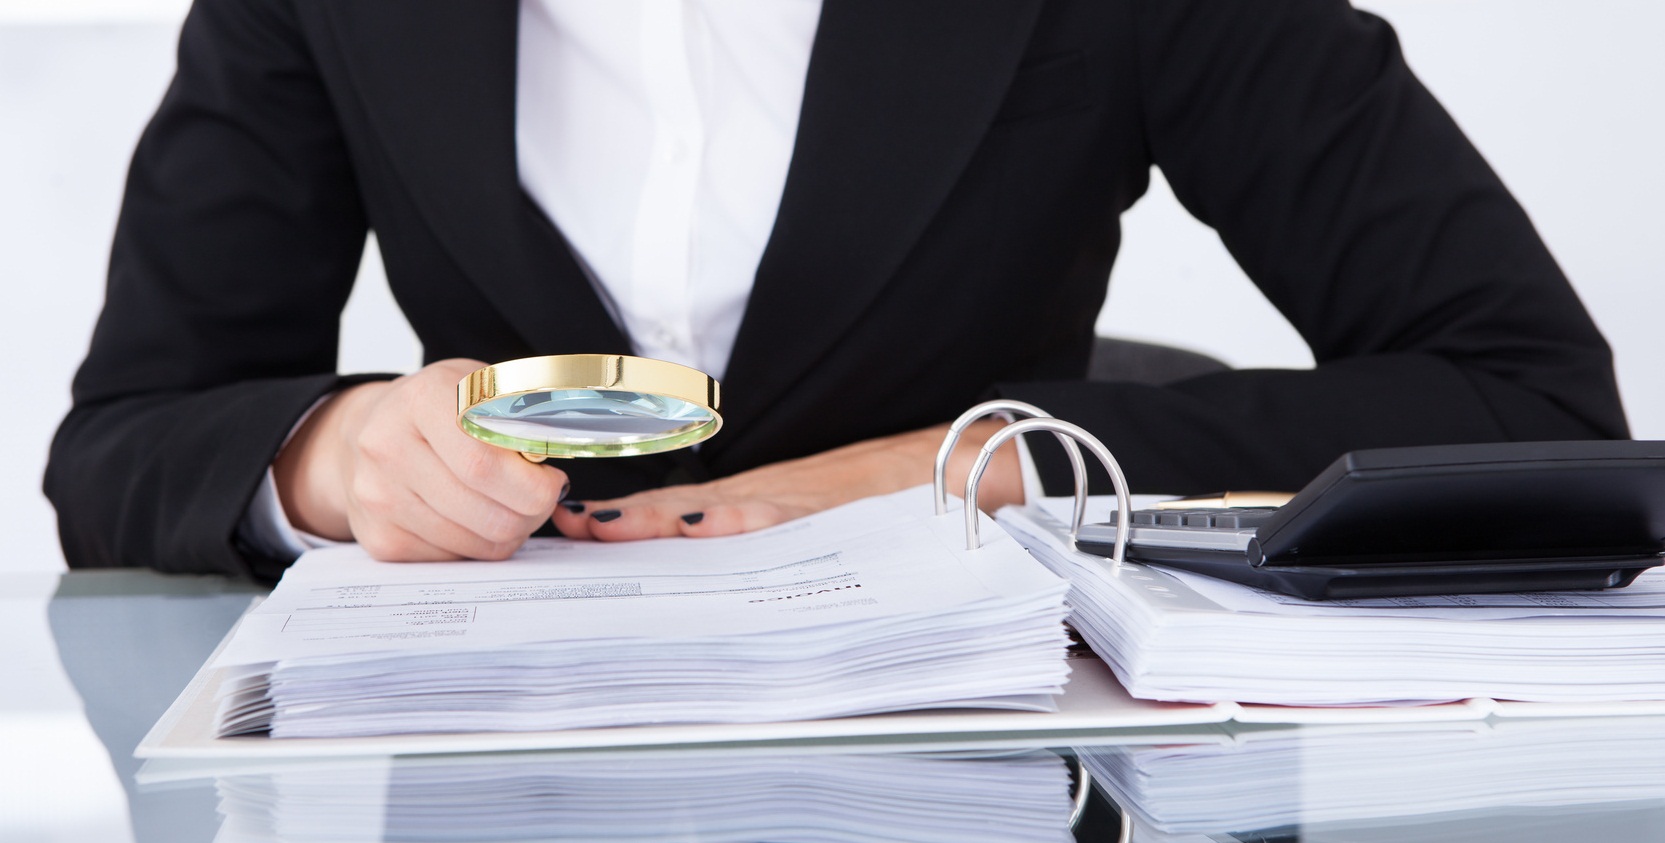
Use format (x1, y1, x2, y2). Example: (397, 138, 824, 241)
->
(31, 568, 1665, 842)
(1080, 716, 1665, 842)
(145, 749, 1076, 843)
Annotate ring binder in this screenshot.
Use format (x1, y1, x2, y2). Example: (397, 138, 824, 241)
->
(934, 400, 1090, 530)
(963, 417, 1132, 565)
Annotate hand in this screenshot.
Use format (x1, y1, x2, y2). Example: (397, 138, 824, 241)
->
(273, 359, 571, 561)
(552, 419, 1024, 541)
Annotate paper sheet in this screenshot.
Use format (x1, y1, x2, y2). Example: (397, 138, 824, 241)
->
(217, 486, 1064, 667)
(1035, 495, 1665, 619)
(1168, 566, 1665, 618)
(1005, 499, 1665, 706)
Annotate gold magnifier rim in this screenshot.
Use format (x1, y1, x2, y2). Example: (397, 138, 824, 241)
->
(457, 354, 722, 458)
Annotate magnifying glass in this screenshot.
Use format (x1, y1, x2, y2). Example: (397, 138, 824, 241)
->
(457, 354, 721, 461)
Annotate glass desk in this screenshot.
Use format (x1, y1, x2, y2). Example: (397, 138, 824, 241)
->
(12, 569, 1665, 842)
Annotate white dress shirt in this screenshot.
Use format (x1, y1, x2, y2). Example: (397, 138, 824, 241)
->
(517, 0, 821, 381)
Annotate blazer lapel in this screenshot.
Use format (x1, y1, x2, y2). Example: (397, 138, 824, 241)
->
(719, 0, 1046, 439)
(322, 0, 1044, 452)
(318, 0, 629, 356)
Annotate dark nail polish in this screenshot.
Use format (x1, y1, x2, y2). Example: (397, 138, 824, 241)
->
(680, 512, 705, 525)
(558, 482, 571, 502)
(592, 509, 622, 523)
(560, 501, 586, 514)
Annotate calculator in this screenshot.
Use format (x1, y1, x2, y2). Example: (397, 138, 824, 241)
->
(1074, 440, 1665, 600)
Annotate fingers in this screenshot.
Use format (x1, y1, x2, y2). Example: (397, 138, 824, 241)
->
(676, 503, 797, 537)
(412, 385, 568, 519)
(546, 426, 939, 543)
(351, 495, 521, 562)
(335, 358, 571, 562)
(549, 490, 804, 542)
(550, 497, 690, 541)
(347, 449, 554, 560)
(310, 368, 976, 556)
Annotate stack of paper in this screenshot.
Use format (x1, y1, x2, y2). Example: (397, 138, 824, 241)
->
(1078, 715, 1665, 842)
(209, 749, 1077, 843)
(999, 502, 1665, 706)
(212, 487, 1070, 739)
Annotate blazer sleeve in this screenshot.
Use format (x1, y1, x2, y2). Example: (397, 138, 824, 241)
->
(44, 0, 375, 580)
(1005, 0, 1628, 495)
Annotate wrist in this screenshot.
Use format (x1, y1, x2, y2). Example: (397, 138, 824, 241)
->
(273, 381, 384, 540)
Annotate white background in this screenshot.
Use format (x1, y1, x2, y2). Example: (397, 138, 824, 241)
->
(3, 0, 1662, 575)
(0, 2, 1659, 837)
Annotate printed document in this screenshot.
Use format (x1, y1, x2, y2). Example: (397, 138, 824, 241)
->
(1004, 499, 1665, 706)
(210, 486, 1072, 738)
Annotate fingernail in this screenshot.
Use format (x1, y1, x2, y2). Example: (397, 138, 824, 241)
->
(680, 512, 705, 525)
(591, 509, 622, 523)
(558, 482, 571, 502)
(560, 501, 586, 514)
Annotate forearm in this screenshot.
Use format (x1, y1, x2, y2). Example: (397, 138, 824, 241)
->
(550, 418, 1024, 542)
(1003, 351, 1625, 497)
(45, 373, 352, 579)
(272, 380, 388, 541)
(1031, 0, 1629, 500)
(47, 0, 381, 577)
(720, 419, 1024, 509)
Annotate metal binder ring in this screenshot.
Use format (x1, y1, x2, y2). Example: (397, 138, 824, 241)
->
(933, 400, 1090, 532)
(963, 417, 1132, 565)
(1068, 755, 1094, 832)
(1065, 756, 1134, 840)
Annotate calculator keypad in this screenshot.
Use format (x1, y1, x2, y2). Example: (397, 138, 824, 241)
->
(1108, 507, 1278, 531)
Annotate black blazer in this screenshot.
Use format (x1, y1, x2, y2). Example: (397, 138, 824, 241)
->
(47, 0, 1627, 579)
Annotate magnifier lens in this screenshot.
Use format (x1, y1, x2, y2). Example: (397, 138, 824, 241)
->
(460, 389, 717, 457)
(458, 356, 721, 459)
